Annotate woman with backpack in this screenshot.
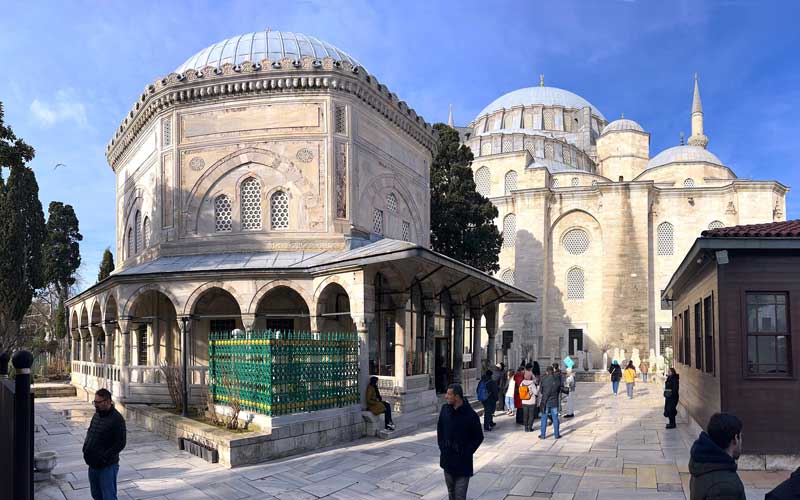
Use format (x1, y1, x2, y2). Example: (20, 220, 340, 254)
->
(623, 361, 637, 399)
(504, 370, 516, 416)
(608, 360, 622, 396)
(519, 364, 539, 432)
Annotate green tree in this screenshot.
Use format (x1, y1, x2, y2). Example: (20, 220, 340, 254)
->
(97, 247, 115, 281)
(0, 102, 47, 353)
(43, 201, 82, 319)
(430, 123, 502, 273)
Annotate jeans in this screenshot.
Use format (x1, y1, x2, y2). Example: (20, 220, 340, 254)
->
(505, 396, 514, 411)
(523, 405, 536, 430)
(382, 401, 393, 428)
(626, 383, 634, 398)
(540, 405, 560, 438)
(642, 373, 648, 383)
(483, 401, 496, 429)
(612, 380, 619, 394)
(88, 463, 119, 500)
(444, 471, 470, 500)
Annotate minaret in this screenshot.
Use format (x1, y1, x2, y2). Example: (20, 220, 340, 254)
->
(688, 73, 709, 148)
(448, 104, 454, 128)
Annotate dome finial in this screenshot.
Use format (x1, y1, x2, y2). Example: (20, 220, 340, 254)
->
(539, 74, 545, 87)
(621, 112, 624, 119)
(680, 131, 685, 145)
(688, 72, 709, 148)
(448, 104, 454, 128)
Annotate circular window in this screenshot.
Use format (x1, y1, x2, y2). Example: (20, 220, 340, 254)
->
(562, 229, 590, 255)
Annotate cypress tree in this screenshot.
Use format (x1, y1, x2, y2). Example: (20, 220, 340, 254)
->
(98, 248, 115, 281)
(43, 201, 82, 300)
(430, 123, 502, 273)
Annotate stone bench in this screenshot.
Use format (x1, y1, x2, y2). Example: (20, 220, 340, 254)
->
(361, 411, 384, 436)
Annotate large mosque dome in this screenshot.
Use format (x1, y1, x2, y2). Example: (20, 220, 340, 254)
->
(476, 86, 606, 121)
(175, 30, 363, 74)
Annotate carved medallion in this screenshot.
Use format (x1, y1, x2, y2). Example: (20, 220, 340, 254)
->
(189, 157, 205, 171)
(296, 148, 314, 163)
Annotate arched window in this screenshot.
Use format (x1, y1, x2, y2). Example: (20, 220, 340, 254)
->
(566, 267, 585, 300)
(270, 191, 289, 229)
(657, 222, 674, 256)
(386, 192, 398, 212)
(500, 268, 516, 286)
(401, 221, 410, 241)
(373, 209, 384, 235)
(475, 167, 490, 196)
(683, 178, 695, 188)
(134, 210, 142, 253)
(127, 228, 133, 259)
(502, 213, 516, 248)
(708, 220, 724, 230)
(551, 177, 560, 188)
(142, 217, 151, 248)
(562, 229, 590, 255)
(240, 177, 262, 230)
(571, 177, 579, 187)
(504, 170, 517, 195)
(214, 195, 232, 232)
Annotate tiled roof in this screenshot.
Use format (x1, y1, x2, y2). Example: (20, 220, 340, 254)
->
(702, 220, 800, 238)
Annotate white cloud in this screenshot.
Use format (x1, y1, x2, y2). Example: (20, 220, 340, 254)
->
(29, 89, 88, 128)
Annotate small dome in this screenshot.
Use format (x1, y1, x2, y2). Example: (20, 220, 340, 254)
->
(176, 31, 362, 74)
(647, 145, 723, 170)
(602, 118, 644, 135)
(476, 86, 605, 121)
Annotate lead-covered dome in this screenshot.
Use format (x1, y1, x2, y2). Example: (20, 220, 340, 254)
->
(176, 31, 363, 74)
(602, 118, 644, 135)
(647, 145, 723, 169)
(476, 86, 606, 121)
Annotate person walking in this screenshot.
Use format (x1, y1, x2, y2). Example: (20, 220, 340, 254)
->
(623, 361, 637, 399)
(493, 363, 506, 412)
(437, 384, 484, 500)
(766, 466, 800, 499)
(477, 370, 499, 431)
(519, 364, 539, 432)
(513, 364, 525, 425)
(608, 360, 622, 396)
(563, 368, 576, 418)
(538, 366, 561, 440)
(366, 376, 395, 431)
(504, 370, 516, 416)
(83, 388, 126, 500)
(639, 359, 650, 383)
(663, 367, 680, 429)
(689, 413, 746, 500)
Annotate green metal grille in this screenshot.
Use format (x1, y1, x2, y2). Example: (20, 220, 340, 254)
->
(208, 330, 359, 416)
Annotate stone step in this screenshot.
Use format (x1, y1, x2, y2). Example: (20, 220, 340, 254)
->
(377, 397, 485, 440)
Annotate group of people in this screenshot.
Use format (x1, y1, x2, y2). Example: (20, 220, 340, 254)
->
(608, 359, 652, 398)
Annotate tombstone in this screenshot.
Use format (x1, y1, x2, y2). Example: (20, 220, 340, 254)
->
(631, 348, 641, 368)
(587, 351, 593, 370)
(577, 350, 586, 371)
(649, 349, 656, 370)
(656, 354, 665, 371)
(602, 351, 608, 370)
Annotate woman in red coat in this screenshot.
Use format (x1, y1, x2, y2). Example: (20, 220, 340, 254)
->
(513, 363, 525, 425)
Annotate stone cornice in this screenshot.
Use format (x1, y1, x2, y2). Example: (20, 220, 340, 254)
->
(107, 56, 437, 169)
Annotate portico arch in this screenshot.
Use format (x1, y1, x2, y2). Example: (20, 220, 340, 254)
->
(254, 285, 310, 332)
(315, 282, 354, 333)
(190, 286, 244, 367)
(127, 289, 180, 367)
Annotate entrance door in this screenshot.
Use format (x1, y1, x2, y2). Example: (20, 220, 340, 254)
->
(568, 329, 583, 355)
(266, 318, 294, 332)
(434, 338, 451, 393)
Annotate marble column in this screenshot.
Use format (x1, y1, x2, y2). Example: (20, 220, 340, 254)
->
(423, 298, 436, 389)
(352, 314, 373, 408)
(102, 324, 113, 365)
(394, 305, 407, 392)
(471, 307, 483, 377)
(88, 328, 97, 364)
(485, 309, 498, 367)
(452, 304, 465, 384)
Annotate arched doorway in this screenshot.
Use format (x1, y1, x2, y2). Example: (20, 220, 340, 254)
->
(315, 283, 354, 333)
(127, 290, 179, 374)
(255, 286, 310, 332)
(191, 287, 243, 368)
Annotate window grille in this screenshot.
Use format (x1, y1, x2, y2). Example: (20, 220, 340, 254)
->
(502, 136, 514, 152)
(502, 213, 516, 248)
(500, 268, 515, 286)
(571, 177, 579, 187)
(562, 229, 590, 255)
(214, 195, 232, 232)
(162, 118, 172, 147)
(659, 327, 673, 357)
(544, 142, 554, 159)
(134, 210, 142, 253)
(504, 170, 517, 195)
(386, 192, 398, 212)
(127, 228, 133, 258)
(475, 167, 490, 196)
(334, 105, 346, 134)
(543, 109, 554, 130)
(240, 177, 262, 230)
(657, 222, 674, 255)
(142, 217, 151, 248)
(401, 221, 410, 241)
(566, 267, 585, 300)
(373, 209, 384, 235)
(552, 177, 560, 188)
(708, 220, 724, 230)
(270, 191, 289, 229)
(480, 142, 492, 156)
(683, 178, 695, 188)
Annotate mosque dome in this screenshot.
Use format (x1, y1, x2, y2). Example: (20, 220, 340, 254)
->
(602, 118, 644, 135)
(175, 30, 363, 74)
(647, 145, 723, 170)
(476, 86, 606, 121)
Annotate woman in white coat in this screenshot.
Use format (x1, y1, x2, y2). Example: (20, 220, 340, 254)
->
(564, 368, 576, 418)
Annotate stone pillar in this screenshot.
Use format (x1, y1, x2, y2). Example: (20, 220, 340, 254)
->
(394, 305, 407, 392)
(102, 324, 113, 365)
(118, 319, 131, 399)
(88, 328, 97, 363)
(241, 313, 256, 335)
(471, 307, 482, 378)
(451, 304, 465, 384)
(353, 314, 374, 408)
(179, 317, 190, 416)
(485, 306, 498, 367)
(423, 298, 436, 389)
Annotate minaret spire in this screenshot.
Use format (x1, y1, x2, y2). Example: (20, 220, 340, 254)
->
(448, 104, 454, 128)
(688, 73, 709, 148)
(539, 74, 545, 87)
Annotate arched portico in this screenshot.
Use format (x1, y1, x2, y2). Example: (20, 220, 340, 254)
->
(189, 286, 243, 368)
(315, 282, 354, 333)
(127, 289, 179, 382)
(254, 285, 310, 332)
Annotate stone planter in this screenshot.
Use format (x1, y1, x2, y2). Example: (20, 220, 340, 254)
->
(34, 451, 58, 482)
(179, 437, 219, 463)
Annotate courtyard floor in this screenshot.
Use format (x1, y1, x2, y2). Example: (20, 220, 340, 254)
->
(33, 382, 788, 500)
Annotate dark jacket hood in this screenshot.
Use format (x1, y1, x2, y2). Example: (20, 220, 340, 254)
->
(689, 432, 737, 476)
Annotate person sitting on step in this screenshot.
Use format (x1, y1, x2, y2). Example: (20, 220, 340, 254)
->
(366, 376, 395, 431)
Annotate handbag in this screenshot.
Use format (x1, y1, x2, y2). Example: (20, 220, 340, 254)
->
(663, 388, 673, 398)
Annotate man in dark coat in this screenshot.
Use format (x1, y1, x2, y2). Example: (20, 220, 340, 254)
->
(491, 363, 506, 411)
(689, 413, 746, 500)
(538, 366, 561, 439)
(83, 388, 126, 500)
(766, 467, 800, 500)
(478, 370, 499, 431)
(664, 368, 679, 429)
(437, 383, 484, 500)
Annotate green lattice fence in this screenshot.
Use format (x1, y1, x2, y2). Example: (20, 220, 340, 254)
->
(208, 330, 359, 416)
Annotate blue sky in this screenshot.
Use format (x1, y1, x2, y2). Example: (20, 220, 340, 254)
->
(1, 0, 799, 291)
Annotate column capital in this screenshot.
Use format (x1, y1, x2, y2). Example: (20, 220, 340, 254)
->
(423, 297, 436, 315)
(240, 313, 256, 332)
(350, 313, 374, 331)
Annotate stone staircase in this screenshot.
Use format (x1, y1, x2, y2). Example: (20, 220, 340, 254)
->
(376, 391, 484, 440)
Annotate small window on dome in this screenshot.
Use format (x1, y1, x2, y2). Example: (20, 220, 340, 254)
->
(571, 177, 579, 187)
(708, 220, 725, 231)
(683, 178, 695, 188)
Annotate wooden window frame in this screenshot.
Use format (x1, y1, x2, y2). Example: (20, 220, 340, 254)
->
(743, 291, 793, 379)
(704, 293, 715, 375)
(694, 301, 704, 371)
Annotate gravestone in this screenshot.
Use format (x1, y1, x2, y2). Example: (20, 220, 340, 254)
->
(587, 351, 593, 370)
(631, 348, 641, 368)
(602, 351, 608, 370)
(577, 350, 585, 371)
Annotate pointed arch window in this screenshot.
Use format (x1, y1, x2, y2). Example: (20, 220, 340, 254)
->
(566, 267, 585, 300)
(270, 190, 289, 229)
(142, 217, 151, 248)
(500, 268, 516, 286)
(214, 195, 232, 232)
(502, 213, 517, 248)
(504, 170, 518, 195)
(240, 177, 262, 230)
(475, 167, 490, 197)
(134, 210, 142, 253)
(657, 222, 674, 256)
(386, 192, 398, 213)
(551, 177, 560, 188)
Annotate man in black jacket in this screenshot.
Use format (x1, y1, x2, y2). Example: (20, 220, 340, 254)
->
(437, 383, 484, 500)
(689, 413, 745, 500)
(83, 388, 126, 500)
(538, 366, 561, 440)
(766, 466, 800, 500)
(479, 370, 499, 431)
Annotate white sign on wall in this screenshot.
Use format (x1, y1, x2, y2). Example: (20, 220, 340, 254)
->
(463, 353, 472, 362)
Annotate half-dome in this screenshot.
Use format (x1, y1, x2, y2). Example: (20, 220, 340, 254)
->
(176, 31, 363, 74)
(602, 118, 644, 135)
(647, 145, 723, 170)
(476, 86, 605, 121)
